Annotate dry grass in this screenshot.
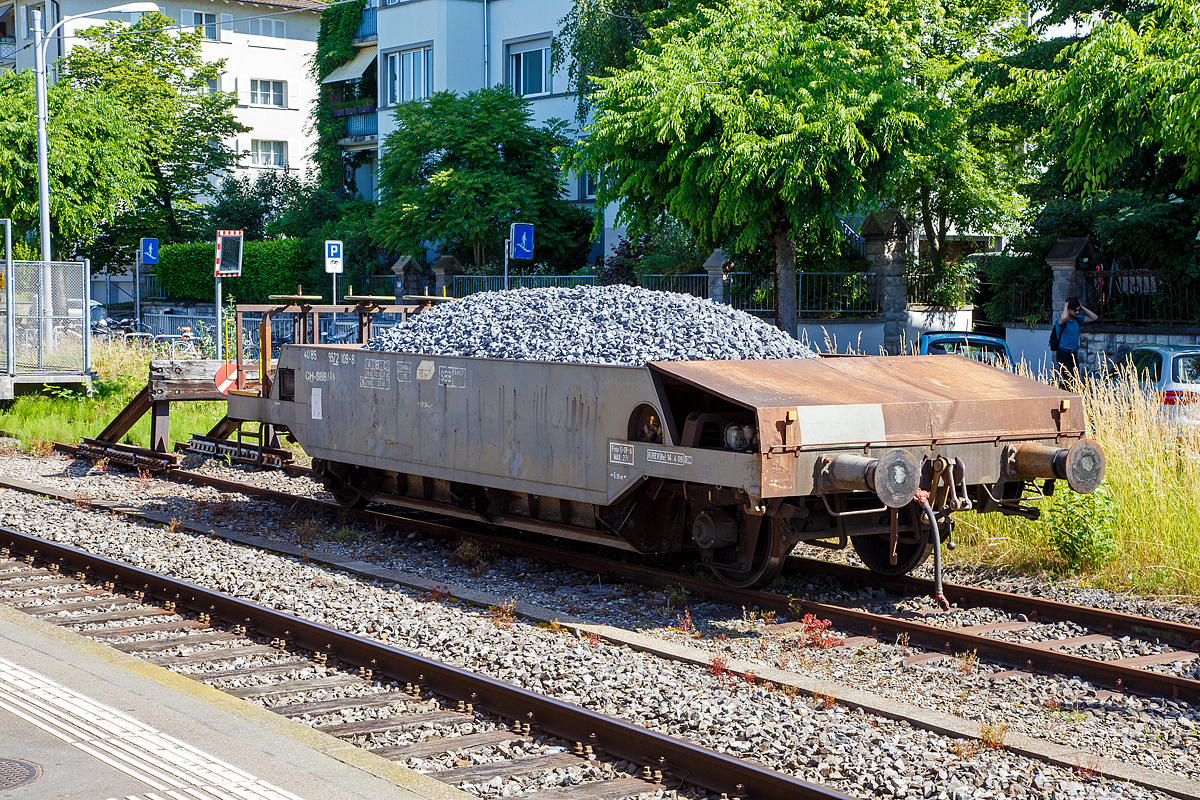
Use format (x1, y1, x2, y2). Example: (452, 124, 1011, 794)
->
(952, 363, 1200, 598)
(0, 339, 226, 451)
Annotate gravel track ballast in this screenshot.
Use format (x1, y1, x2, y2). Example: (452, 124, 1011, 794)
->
(365, 285, 817, 365)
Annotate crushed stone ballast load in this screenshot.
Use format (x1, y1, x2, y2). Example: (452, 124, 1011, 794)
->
(364, 285, 817, 365)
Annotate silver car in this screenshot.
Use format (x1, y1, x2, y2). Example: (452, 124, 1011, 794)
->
(1123, 345, 1200, 426)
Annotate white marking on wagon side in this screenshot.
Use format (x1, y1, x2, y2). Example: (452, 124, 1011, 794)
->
(608, 442, 634, 465)
(360, 357, 391, 390)
(416, 360, 435, 380)
(310, 388, 322, 420)
(397, 361, 413, 383)
(646, 449, 692, 466)
(796, 403, 886, 446)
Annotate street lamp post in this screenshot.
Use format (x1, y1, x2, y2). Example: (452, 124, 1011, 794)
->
(31, 2, 158, 359)
(32, 3, 158, 263)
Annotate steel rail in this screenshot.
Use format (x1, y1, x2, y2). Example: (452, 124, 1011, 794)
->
(783, 557, 1200, 650)
(0, 525, 849, 800)
(29, 455, 1200, 703)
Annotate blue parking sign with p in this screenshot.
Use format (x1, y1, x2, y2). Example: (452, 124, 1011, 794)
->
(140, 238, 158, 265)
(325, 239, 344, 273)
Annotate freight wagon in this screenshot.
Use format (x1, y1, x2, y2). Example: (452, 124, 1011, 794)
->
(227, 346, 1104, 596)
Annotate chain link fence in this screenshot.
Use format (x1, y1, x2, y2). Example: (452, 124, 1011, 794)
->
(4, 260, 90, 374)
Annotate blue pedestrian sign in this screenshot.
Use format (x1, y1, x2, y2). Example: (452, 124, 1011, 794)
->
(510, 223, 534, 261)
(140, 237, 158, 265)
(325, 240, 344, 274)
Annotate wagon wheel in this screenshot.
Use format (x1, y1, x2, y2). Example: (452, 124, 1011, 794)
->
(709, 516, 791, 589)
(850, 514, 943, 576)
(313, 458, 370, 510)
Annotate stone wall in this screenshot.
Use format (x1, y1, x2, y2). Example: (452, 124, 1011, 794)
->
(1005, 323, 1200, 374)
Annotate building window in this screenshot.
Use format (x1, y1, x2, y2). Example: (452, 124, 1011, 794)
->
(579, 173, 597, 200)
(249, 79, 286, 107)
(193, 11, 217, 40)
(251, 140, 287, 168)
(385, 46, 431, 105)
(250, 17, 285, 38)
(508, 38, 551, 96)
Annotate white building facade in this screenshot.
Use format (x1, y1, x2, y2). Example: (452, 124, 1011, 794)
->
(2, 0, 321, 178)
(325, 0, 618, 258)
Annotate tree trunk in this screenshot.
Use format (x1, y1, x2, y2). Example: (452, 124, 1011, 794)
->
(771, 220, 798, 337)
(149, 161, 183, 241)
(919, 184, 942, 282)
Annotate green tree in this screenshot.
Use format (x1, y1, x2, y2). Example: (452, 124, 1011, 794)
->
(0, 71, 147, 255)
(206, 170, 305, 241)
(893, 0, 1030, 281)
(1039, 0, 1200, 192)
(62, 13, 248, 241)
(570, 0, 922, 333)
(372, 87, 592, 271)
(552, 0, 701, 121)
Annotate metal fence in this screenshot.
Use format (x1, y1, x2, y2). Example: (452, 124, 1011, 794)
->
(1085, 269, 1200, 325)
(3, 260, 90, 374)
(727, 271, 878, 317)
(451, 274, 599, 297)
(638, 274, 709, 298)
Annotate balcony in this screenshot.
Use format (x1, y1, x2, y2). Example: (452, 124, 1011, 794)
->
(0, 38, 16, 61)
(353, 6, 376, 44)
(345, 112, 376, 138)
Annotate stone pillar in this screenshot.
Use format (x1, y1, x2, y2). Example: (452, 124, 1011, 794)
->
(391, 255, 411, 300)
(861, 211, 910, 355)
(1051, 268, 1080, 314)
(431, 255, 463, 297)
(1045, 237, 1095, 319)
(703, 249, 727, 304)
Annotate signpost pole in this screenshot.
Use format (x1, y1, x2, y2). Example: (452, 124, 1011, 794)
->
(214, 273, 222, 363)
(134, 250, 141, 331)
(324, 240, 343, 342)
(331, 271, 337, 342)
(503, 238, 509, 291)
(4, 219, 13, 379)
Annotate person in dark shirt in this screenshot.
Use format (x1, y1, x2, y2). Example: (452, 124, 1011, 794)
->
(1055, 297, 1098, 387)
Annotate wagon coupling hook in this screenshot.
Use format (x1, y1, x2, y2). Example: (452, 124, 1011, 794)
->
(915, 490, 950, 612)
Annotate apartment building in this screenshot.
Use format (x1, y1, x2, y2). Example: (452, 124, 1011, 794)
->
(324, 0, 618, 255)
(2, 0, 321, 177)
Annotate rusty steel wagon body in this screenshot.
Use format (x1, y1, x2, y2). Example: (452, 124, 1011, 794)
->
(227, 345, 1104, 593)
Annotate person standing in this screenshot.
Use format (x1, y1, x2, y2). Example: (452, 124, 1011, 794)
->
(1055, 297, 1098, 386)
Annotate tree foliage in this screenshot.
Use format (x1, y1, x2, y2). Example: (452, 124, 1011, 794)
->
(373, 87, 593, 271)
(892, 0, 1030, 279)
(1039, 0, 1200, 192)
(552, 0, 701, 121)
(63, 13, 247, 241)
(570, 0, 922, 332)
(206, 170, 305, 241)
(310, 0, 369, 186)
(0, 70, 147, 256)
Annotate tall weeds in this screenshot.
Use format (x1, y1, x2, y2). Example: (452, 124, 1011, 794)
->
(954, 362, 1200, 597)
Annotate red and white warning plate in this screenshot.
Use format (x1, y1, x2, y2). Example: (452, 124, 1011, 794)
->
(214, 363, 243, 395)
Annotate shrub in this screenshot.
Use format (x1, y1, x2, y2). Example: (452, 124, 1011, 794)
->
(1046, 482, 1118, 571)
(156, 239, 307, 302)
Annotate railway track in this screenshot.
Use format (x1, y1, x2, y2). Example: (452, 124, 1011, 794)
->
(16, 457, 1200, 708)
(0, 524, 849, 800)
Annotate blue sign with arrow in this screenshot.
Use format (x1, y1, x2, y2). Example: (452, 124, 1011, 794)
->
(140, 237, 158, 265)
(510, 223, 534, 260)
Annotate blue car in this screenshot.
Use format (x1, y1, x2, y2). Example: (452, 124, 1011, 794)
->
(918, 331, 1014, 370)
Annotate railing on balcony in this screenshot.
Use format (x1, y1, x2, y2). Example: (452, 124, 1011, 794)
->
(0, 38, 16, 60)
(354, 6, 376, 40)
(345, 112, 378, 137)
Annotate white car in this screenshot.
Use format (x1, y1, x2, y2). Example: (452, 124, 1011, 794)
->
(1123, 345, 1200, 427)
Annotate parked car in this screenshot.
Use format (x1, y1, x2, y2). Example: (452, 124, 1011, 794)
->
(67, 298, 105, 323)
(1114, 345, 1200, 427)
(918, 331, 1014, 370)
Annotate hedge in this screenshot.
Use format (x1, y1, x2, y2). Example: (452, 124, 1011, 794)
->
(156, 239, 308, 303)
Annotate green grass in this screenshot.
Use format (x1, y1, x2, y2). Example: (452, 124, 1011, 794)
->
(951, 365, 1200, 598)
(0, 340, 226, 453)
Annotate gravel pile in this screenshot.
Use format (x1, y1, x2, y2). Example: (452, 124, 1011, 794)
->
(364, 285, 816, 365)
